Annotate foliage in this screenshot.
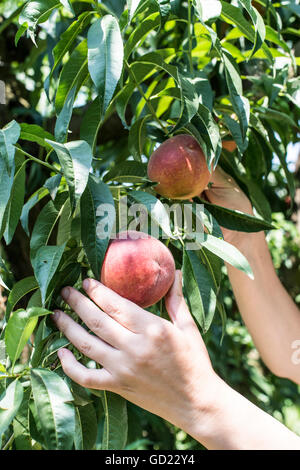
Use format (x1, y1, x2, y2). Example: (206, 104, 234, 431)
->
(0, 0, 299, 450)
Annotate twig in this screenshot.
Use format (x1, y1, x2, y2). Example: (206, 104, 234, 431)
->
(15, 146, 61, 174)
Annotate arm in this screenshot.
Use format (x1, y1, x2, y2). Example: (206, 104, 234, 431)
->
(205, 168, 300, 384)
(52, 272, 300, 450)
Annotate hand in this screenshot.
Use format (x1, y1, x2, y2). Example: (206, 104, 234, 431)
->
(204, 167, 259, 251)
(52, 271, 300, 450)
(52, 271, 224, 443)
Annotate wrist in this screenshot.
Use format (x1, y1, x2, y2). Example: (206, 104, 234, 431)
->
(230, 231, 270, 267)
(176, 373, 232, 447)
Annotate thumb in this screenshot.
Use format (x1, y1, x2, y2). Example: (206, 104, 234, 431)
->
(165, 270, 198, 335)
(165, 270, 212, 361)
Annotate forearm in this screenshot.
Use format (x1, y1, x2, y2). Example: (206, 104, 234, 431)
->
(190, 377, 300, 450)
(227, 231, 300, 383)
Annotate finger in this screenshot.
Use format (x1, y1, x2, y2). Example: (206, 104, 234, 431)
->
(60, 286, 133, 348)
(53, 310, 117, 370)
(82, 278, 157, 332)
(57, 348, 115, 391)
(165, 270, 201, 339)
(206, 167, 234, 188)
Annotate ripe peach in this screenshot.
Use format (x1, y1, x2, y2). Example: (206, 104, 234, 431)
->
(100, 230, 176, 308)
(147, 134, 211, 200)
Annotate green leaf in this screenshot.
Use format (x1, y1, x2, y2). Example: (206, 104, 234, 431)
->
(41, 336, 70, 366)
(56, 198, 80, 245)
(44, 174, 62, 201)
(13, 388, 32, 450)
(4, 159, 26, 245)
(5, 307, 51, 367)
(128, 190, 173, 238)
(46, 11, 92, 93)
(256, 107, 298, 128)
(264, 125, 295, 199)
(195, 197, 275, 232)
(28, 397, 45, 446)
(55, 198, 76, 246)
(128, 0, 144, 21)
(101, 391, 128, 450)
(80, 97, 102, 153)
(45, 139, 93, 214)
(156, 0, 181, 17)
(54, 86, 77, 143)
(30, 192, 69, 260)
(0, 379, 23, 436)
(238, 0, 266, 58)
(32, 244, 66, 306)
(55, 39, 89, 114)
(59, 0, 74, 14)
(115, 49, 176, 126)
(246, 179, 272, 222)
(0, 120, 21, 176)
(115, 67, 153, 126)
(19, 0, 61, 45)
(172, 73, 201, 133)
(104, 161, 147, 183)
(20, 187, 49, 237)
(223, 114, 248, 154)
(74, 404, 98, 450)
(200, 234, 254, 278)
(183, 249, 217, 332)
(30, 317, 52, 368)
(220, 1, 272, 62)
(221, 49, 250, 141)
(81, 175, 116, 279)
(27, 289, 43, 309)
(87, 15, 124, 119)
(19, 124, 54, 149)
(193, 0, 222, 22)
(265, 25, 290, 54)
(128, 116, 151, 162)
(193, 106, 222, 168)
(124, 11, 160, 60)
(5, 277, 39, 320)
(0, 167, 13, 240)
(15, 23, 28, 46)
(30, 368, 75, 450)
(46, 262, 81, 307)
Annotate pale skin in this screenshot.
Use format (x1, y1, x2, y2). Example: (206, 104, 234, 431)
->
(52, 168, 300, 450)
(205, 167, 300, 384)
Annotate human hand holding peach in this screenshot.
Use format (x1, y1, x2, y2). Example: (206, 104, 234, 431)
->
(52, 270, 300, 450)
(52, 271, 223, 445)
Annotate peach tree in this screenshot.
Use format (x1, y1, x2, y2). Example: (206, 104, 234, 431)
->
(0, 0, 299, 450)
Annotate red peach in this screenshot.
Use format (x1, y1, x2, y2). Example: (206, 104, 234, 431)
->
(147, 134, 211, 200)
(101, 230, 176, 308)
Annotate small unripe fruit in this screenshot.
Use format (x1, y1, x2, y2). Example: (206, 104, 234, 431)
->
(101, 230, 176, 308)
(147, 134, 211, 200)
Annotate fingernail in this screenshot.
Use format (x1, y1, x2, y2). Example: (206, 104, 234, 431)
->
(61, 287, 70, 300)
(52, 310, 60, 322)
(57, 348, 64, 359)
(83, 279, 90, 290)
